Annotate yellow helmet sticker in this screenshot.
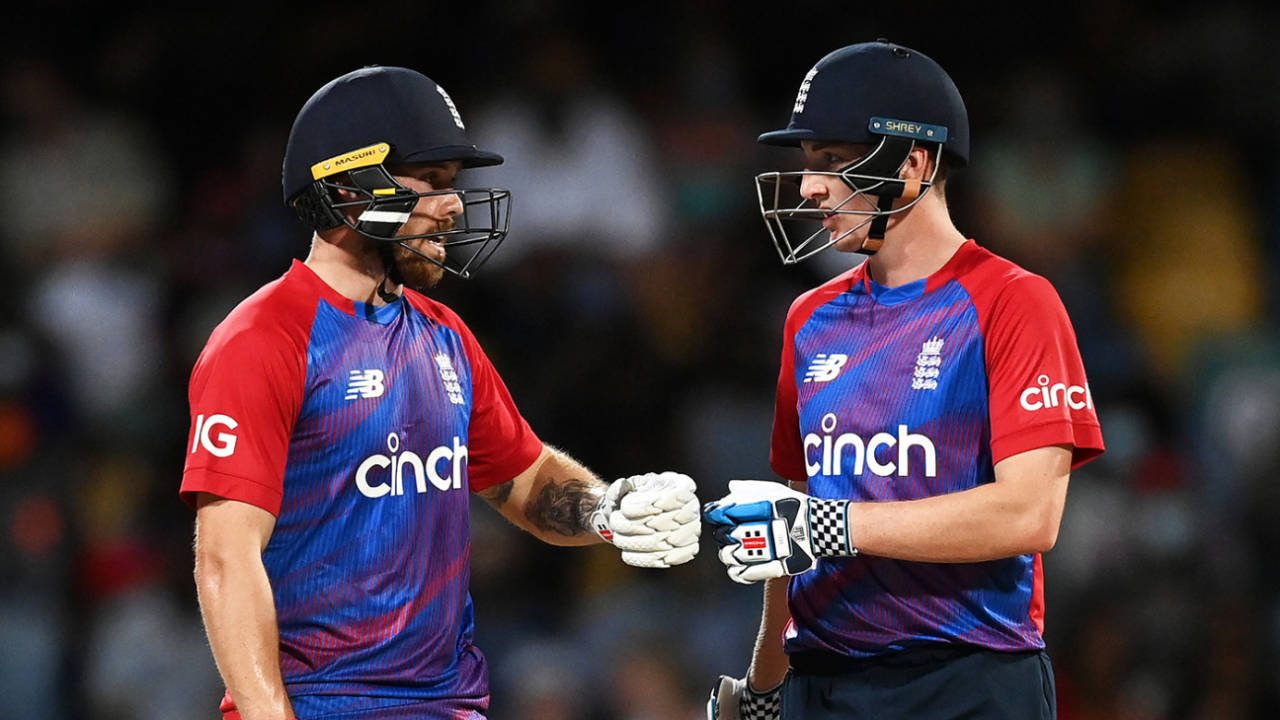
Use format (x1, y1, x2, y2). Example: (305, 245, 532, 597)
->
(310, 143, 390, 180)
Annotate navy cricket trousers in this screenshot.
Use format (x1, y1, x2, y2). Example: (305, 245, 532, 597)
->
(782, 644, 1056, 719)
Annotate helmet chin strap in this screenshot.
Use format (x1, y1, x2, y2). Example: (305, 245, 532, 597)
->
(375, 241, 402, 303)
(861, 195, 894, 254)
(857, 166, 924, 256)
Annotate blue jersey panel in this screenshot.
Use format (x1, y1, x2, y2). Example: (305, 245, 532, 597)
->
(262, 296, 487, 703)
(786, 277, 1041, 657)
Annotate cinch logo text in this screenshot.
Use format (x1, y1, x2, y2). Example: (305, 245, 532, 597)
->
(191, 413, 239, 458)
(356, 432, 468, 498)
(804, 413, 937, 478)
(1019, 374, 1093, 411)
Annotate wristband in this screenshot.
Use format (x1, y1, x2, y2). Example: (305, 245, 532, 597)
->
(808, 498, 856, 558)
(741, 681, 782, 720)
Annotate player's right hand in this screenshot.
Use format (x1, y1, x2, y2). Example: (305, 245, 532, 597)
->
(591, 472, 700, 568)
(707, 675, 782, 720)
(703, 480, 856, 584)
(703, 480, 819, 583)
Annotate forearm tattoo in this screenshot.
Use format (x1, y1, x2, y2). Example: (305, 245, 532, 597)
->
(480, 479, 514, 507)
(524, 477, 601, 537)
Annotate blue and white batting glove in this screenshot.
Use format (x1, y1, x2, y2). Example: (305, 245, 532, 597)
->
(703, 480, 856, 583)
(591, 472, 700, 568)
(707, 675, 782, 720)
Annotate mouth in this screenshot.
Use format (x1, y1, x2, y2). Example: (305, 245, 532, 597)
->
(399, 237, 446, 266)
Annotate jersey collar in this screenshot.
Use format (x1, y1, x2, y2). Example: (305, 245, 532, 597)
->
(289, 259, 404, 325)
(852, 239, 979, 304)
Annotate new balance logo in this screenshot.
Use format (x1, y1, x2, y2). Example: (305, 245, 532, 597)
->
(346, 369, 386, 400)
(804, 353, 849, 383)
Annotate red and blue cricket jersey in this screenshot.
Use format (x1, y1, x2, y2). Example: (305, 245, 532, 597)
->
(181, 260, 542, 718)
(771, 239, 1104, 659)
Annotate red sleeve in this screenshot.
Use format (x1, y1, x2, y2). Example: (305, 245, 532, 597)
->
(179, 323, 306, 515)
(769, 305, 806, 484)
(452, 321, 543, 493)
(978, 274, 1104, 469)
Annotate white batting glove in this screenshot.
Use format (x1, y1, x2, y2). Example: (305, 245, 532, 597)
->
(707, 675, 782, 720)
(591, 472, 700, 568)
(703, 480, 856, 584)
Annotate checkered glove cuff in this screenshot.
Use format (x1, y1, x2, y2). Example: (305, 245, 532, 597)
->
(741, 683, 782, 720)
(808, 498, 855, 558)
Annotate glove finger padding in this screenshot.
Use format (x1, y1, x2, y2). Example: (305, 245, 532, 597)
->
(621, 541, 699, 569)
(707, 675, 742, 720)
(612, 515, 701, 552)
(608, 511, 658, 538)
(613, 530, 678, 552)
(610, 499, 698, 536)
(620, 549, 679, 568)
(641, 511, 690, 533)
(729, 564, 784, 584)
(610, 501, 699, 535)
(619, 479, 697, 517)
(599, 472, 701, 566)
(634, 471, 696, 491)
(659, 542, 698, 565)
(719, 539, 786, 583)
(663, 519, 701, 547)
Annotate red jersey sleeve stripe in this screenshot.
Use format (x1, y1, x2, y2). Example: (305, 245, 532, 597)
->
(180, 467, 285, 515)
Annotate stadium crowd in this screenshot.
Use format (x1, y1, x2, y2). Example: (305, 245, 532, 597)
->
(2, 2, 1278, 718)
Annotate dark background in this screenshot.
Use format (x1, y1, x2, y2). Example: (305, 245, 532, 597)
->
(3, 2, 1279, 718)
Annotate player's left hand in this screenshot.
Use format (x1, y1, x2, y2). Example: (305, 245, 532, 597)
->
(704, 480, 854, 584)
(707, 674, 782, 720)
(592, 472, 700, 568)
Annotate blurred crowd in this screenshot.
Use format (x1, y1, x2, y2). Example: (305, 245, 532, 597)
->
(3, 2, 1279, 719)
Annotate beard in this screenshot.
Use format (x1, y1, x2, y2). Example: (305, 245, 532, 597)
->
(389, 240, 445, 292)
(390, 240, 446, 292)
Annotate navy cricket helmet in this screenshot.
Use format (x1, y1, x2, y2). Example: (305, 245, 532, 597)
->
(755, 40, 969, 261)
(283, 66, 511, 279)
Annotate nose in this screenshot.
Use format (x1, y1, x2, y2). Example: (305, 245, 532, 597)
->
(799, 172, 827, 202)
(428, 190, 463, 219)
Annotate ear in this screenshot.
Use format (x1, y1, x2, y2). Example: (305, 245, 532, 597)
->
(332, 186, 362, 203)
(324, 173, 368, 223)
(901, 144, 935, 181)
